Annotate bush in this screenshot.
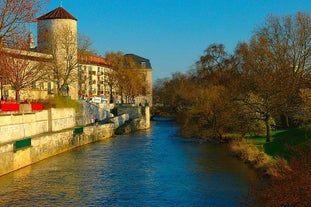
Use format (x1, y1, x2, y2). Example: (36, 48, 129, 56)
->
(41, 96, 80, 111)
(229, 138, 281, 177)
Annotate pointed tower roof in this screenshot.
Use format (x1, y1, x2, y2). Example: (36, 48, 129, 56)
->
(37, 7, 77, 21)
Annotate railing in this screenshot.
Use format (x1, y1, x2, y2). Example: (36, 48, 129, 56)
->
(31, 103, 43, 111)
(1, 103, 19, 111)
(0, 101, 43, 112)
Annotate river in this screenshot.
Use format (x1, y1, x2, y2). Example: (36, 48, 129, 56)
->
(0, 121, 258, 206)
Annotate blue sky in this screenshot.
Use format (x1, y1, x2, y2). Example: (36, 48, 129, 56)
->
(41, 0, 311, 80)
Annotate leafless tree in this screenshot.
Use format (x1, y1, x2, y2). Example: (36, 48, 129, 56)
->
(0, 33, 49, 100)
(43, 25, 78, 96)
(0, 0, 49, 44)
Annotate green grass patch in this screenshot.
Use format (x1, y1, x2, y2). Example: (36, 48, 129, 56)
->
(246, 126, 311, 160)
(264, 126, 311, 160)
(229, 126, 311, 160)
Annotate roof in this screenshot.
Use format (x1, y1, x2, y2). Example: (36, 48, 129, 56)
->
(78, 54, 111, 68)
(37, 7, 77, 21)
(125, 54, 152, 69)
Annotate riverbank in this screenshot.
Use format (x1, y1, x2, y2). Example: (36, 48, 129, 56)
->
(177, 124, 304, 178)
(228, 125, 311, 178)
(228, 137, 289, 178)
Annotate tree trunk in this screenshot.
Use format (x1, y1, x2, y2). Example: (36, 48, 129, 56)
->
(282, 113, 290, 128)
(120, 87, 124, 103)
(265, 114, 272, 142)
(109, 85, 113, 103)
(15, 89, 20, 101)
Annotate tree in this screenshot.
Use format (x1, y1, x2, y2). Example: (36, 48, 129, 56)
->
(236, 37, 285, 142)
(256, 12, 311, 127)
(0, 0, 49, 44)
(152, 77, 170, 105)
(121, 68, 144, 103)
(78, 33, 96, 55)
(44, 25, 78, 96)
(105, 51, 143, 103)
(194, 44, 244, 138)
(153, 44, 244, 138)
(0, 33, 49, 100)
(235, 12, 311, 141)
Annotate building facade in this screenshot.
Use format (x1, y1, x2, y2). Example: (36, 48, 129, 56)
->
(0, 6, 152, 104)
(124, 54, 153, 106)
(77, 54, 113, 102)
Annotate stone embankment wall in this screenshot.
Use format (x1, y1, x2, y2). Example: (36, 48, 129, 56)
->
(75, 102, 114, 126)
(115, 106, 150, 134)
(110, 114, 130, 129)
(0, 123, 114, 176)
(0, 102, 137, 177)
(0, 108, 76, 145)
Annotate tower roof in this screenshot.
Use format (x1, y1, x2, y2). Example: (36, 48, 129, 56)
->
(37, 7, 77, 21)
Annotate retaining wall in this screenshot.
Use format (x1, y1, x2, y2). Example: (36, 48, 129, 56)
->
(0, 123, 114, 177)
(75, 102, 112, 126)
(118, 105, 143, 119)
(0, 111, 49, 144)
(0, 108, 77, 145)
(0, 104, 149, 177)
(110, 114, 130, 129)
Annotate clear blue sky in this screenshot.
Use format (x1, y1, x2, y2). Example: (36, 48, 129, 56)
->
(42, 0, 311, 80)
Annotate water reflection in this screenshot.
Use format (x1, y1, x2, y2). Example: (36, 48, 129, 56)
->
(0, 121, 258, 206)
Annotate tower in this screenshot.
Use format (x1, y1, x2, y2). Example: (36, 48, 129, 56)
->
(37, 7, 78, 99)
(37, 6, 77, 58)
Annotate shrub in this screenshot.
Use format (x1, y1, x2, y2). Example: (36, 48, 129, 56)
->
(229, 138, 277, 177)
(41, 96, 80, 111)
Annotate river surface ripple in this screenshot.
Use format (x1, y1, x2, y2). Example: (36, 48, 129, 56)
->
(0, 121, 258, 207)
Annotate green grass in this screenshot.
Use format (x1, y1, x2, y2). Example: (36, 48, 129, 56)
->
(246, 125, 311, 160)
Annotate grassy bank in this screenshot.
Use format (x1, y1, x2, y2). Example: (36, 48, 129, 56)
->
(247, 125, 311, 160)
(229, 124, 311, 178)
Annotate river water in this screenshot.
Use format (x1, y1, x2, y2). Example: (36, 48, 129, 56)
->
(0, 121, 258, 207)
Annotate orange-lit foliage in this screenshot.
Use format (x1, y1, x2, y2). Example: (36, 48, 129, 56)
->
(251, 144, 311, 207)
(105, 51, 144, 103)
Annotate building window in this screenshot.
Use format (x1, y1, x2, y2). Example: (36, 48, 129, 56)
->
(141, 62, 146, 68)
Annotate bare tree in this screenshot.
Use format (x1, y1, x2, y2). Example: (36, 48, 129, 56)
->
(0, 0, 49, 44)
(78, 33, 97, 55)
(44, 25, 78, 96)
(0, 33, 49, 100)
